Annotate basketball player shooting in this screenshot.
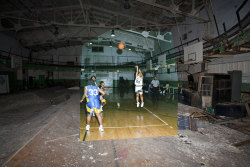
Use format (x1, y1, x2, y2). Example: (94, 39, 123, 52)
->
(134, 65, 144, 108)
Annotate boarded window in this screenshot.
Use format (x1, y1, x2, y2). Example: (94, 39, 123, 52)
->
(92, 46, 104, 52)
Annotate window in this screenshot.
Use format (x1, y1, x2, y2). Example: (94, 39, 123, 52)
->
(92, 46, 104, 52)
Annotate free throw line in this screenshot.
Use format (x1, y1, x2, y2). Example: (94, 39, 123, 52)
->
(80, 124, 166, 130)
(143, 107, 169, 126)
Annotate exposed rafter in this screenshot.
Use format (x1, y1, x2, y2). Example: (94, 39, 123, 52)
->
(0, 4, 163, 26)
(135, 0, 209, 22)
(0, 0, 207, 51)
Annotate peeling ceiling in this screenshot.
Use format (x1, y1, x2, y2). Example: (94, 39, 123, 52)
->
(0, 0, 207, 51)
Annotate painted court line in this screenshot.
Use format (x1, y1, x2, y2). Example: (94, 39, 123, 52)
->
(45, 133, 78, 144)
(1, 104, 67, 167)
(83, 130, 88, 142)
(2, 121, 53, 167)
(111, 140, 120, 167)
(143, 107, 169, 126)
(80, 124, 166, 130)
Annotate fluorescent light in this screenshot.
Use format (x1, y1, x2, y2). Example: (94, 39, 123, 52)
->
(111, 29, 115, 37)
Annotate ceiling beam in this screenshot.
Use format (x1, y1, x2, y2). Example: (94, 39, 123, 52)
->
(78, 0, 88, 24)
(0, 16, 207, 32)
(0, 4, 163, 26)
(0, 14, 207, 32)
(89, 5, 161, 26)
(135, 0, 209, 22)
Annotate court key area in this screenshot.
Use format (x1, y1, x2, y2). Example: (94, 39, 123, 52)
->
(80, 88, 178, 141)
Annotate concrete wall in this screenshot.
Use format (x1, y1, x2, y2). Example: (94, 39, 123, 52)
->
(33, 46, 82, 65)
(158, 65, 178, 81)
(0, 33, 31, 91)
(207, 53, 250, 83)
(81, 44, 145, 87)
(81, 70, 135, 87)
(176, 53, 250, 91)
(0, 33, 30, 57)
(28, 46, 82, 82)
(81, 45, 144, 65)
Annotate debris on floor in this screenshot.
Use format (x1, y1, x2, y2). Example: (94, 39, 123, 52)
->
(0, 89, 250, 167)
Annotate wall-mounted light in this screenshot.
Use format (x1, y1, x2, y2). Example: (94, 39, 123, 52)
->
(111, 29, 115, 37)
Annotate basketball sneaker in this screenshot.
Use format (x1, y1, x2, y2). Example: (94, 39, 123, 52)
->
(99, 125, 104, 132)
(141, 102, 144, 107)
(86, 124, 90, 131)
(137, 102, 140, 108)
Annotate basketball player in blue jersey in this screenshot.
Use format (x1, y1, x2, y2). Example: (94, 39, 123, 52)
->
(80, 80, 108, 132)
(135, 65, 144, 107)
(90, 76, 97, 116)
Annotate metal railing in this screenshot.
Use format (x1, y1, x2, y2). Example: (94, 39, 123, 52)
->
(0, 49, 145, 68)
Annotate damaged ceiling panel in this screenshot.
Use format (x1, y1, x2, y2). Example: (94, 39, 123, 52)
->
(0, 0, 207, 51)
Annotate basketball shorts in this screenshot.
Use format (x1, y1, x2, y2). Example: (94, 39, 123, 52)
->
(99, 95, 106, 103)
(86, 98, 101, 114)
(135, 86, 143, 95)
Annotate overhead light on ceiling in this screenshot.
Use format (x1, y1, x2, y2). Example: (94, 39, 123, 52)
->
(109, 41, 113, 47)
(89, 42, 92, 45)
(111, 29, 115, 37)
(142, 31, 149, 38)
(128, 48, 131, 50)
(124, 0, 131, 9)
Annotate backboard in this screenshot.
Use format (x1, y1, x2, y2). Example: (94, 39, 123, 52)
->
(184, 42, 203, 64)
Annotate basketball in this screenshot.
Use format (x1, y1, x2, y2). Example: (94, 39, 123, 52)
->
(118, 43, 124, 50)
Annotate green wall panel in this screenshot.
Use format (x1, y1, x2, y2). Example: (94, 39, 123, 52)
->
(242, 83, 250, 92)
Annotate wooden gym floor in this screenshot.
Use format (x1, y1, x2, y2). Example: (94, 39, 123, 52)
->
(80, 88, 178, 141)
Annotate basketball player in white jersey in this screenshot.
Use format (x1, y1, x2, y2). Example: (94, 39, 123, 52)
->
(135, 65, 144, 107)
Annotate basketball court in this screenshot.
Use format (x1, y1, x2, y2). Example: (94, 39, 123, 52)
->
(80, 89, 178, 141)
(79, 29, 180, 141)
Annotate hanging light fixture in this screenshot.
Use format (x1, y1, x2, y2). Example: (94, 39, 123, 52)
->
(109, 41, 113, 47)
(111, 29, 115, 37)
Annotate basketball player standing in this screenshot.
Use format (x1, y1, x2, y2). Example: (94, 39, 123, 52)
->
(80, 80, 108, 132)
